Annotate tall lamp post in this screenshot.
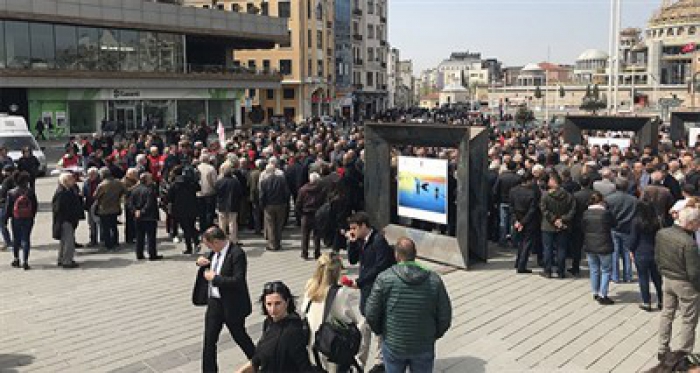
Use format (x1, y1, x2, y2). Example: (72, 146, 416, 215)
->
(693, 71, 700, 109)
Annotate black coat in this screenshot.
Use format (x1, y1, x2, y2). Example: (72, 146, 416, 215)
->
(493, 171, 521, 204)
(192, 244, 252, 320)
(128, 184, 160, 222)
(573, 187, 595, 228)
(582, 207, 616, 255)
(252, 314, 314, 373)
(509, 184, 540, 230)
(168, 176, 200, 218)
(215, 175, 243, 213)
(347, 230, 396, 315)
(16, 156, 40, 179)
(52, 185, 84, 238)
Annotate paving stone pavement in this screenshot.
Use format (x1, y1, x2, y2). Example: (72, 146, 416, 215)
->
(0, 175, 696, 373)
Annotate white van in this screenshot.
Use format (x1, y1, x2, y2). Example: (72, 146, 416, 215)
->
(0, 114, 48, 175)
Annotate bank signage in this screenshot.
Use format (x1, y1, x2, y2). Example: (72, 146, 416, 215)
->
(113, 89, 141, 99)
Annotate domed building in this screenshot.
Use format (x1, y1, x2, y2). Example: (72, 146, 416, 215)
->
(574, 49, 609, 84)
(645, 0, 700, 85)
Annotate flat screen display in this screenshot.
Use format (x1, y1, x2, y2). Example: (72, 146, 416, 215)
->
(397, 156, 448, 225)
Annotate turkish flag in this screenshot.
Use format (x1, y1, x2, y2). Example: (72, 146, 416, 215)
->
(682, 43, 697, 54)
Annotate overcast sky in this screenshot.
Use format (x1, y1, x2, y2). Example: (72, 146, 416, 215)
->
(388, 0, 662, 72)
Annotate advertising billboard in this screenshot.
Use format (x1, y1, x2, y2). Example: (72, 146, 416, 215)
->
(397, 156, 449, 225)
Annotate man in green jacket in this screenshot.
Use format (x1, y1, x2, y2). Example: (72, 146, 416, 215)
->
(656, 207, 700, 360)
(365, 237, 452, 373)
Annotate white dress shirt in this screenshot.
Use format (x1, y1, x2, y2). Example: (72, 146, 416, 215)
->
(209, 244, 230, 299)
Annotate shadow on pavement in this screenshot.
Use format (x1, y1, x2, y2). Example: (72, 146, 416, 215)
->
(435, 356, 487, 373)
(0, 354, 36, 372)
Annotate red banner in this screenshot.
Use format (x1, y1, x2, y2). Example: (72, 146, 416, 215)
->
(682, 43, 697, 54)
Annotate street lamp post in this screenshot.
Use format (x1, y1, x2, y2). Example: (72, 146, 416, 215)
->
(693, 71, 700, 109)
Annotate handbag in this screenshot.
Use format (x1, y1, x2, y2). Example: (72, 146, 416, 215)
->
(311, 286, 362, 371)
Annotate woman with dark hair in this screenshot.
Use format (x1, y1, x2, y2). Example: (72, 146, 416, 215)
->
(582, 191, 617, 305)
(236, 281, 314, 373)
(630, 201, 663, 311)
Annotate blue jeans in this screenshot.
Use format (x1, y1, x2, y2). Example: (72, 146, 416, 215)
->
(635, 253, 663, 305)
(11, 218, 33, 263)
(381, 343, 434, 373)
(587, 253, 613, 297)
(499, 203, 512, 245)
(0, 207, 13, 247)
(542, 230, 569, 276)
(611, 231, 633, 282)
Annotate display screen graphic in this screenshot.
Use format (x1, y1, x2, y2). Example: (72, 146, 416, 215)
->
(397, 156, 448, 225)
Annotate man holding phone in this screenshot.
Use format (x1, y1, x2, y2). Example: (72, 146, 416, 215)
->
(344, 212, 395, 373)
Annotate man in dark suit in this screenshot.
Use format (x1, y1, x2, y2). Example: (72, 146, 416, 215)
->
(128, 172, 162, 260)
(509, 172, 540, 274)
(345, 211, 395, 373)
(194, 226, 255, 373)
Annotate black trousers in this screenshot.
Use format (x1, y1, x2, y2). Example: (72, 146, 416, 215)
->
(135, 220, 157, 259)
(301, 213, 321, 257)
(203, 298, 255, 373)
(178, 216, 199, 252)
(125, 208, 136, 244)
(516, 227, 537, 271)
(100, 213, 119, 249)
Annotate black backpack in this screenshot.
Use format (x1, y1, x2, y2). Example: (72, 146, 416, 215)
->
(304, 286, 362, 371)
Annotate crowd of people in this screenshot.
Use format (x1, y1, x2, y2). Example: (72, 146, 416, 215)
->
(488, 123, 700, 368)
(8, 111, 700, 371)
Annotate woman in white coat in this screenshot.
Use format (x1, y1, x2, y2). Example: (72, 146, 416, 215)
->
(302, 252, 365, 372)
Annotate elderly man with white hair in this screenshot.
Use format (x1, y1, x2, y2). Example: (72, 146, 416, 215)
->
(52, 173, 84, 269)
(259, 163, 290, 251)
(593, 168, 616, 197)
(197, 155, 218, 232)
(656, 206, 700, 361)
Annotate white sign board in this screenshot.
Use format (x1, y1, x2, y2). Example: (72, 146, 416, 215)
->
(689, 127, 700, 147)
(587, 137, 631, 149)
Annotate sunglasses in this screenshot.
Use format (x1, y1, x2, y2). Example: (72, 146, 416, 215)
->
(263, 281, 285, 293)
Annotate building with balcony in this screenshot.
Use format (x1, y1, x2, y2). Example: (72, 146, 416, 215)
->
(351, 0, 388, 119)
(646, 0, 700, 85)
(185, 0, 335, 123)
(335, 0, 354, 118)
(0, 0, 287, 134)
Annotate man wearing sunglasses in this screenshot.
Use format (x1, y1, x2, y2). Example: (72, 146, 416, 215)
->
(194, 226, 256, 372)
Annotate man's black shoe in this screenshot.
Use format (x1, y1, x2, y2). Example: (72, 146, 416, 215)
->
(594, 295, 600, 301)
(567, 268, 580, 277)
(540, 272, 552, 279)
(62, 262, 80, 269)
(182, 249, 193, 255)
(516, 269, 533, 274)
(11, 259, 20, 268)
(149, 255, 164, 261)
(75, 243, 84, 248)
(22, 263, 30, 270)
(557, 273, 566, 279)
(597, 296, 615, 305)
(136, 256, 146, 260)
(368, 364, 385, 373)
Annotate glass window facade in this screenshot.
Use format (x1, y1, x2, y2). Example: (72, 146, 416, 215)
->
(0, 21, 185, 73)
(30, 23, 55, 69)
(177, 100, 206, 125)
(77, 27, 99, 70)
(5, 21, 30, 69)
(55, 25, 77, 70)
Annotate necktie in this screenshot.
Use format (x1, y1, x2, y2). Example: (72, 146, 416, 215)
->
(214, 252, 221, 274)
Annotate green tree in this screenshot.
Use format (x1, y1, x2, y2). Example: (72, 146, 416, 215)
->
(515, 104, 535, 125)
(559, 86, 565, 98)
(534, 85, 543, 100)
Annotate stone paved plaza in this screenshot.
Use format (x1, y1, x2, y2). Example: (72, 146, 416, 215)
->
(0, 175, 696, 373)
